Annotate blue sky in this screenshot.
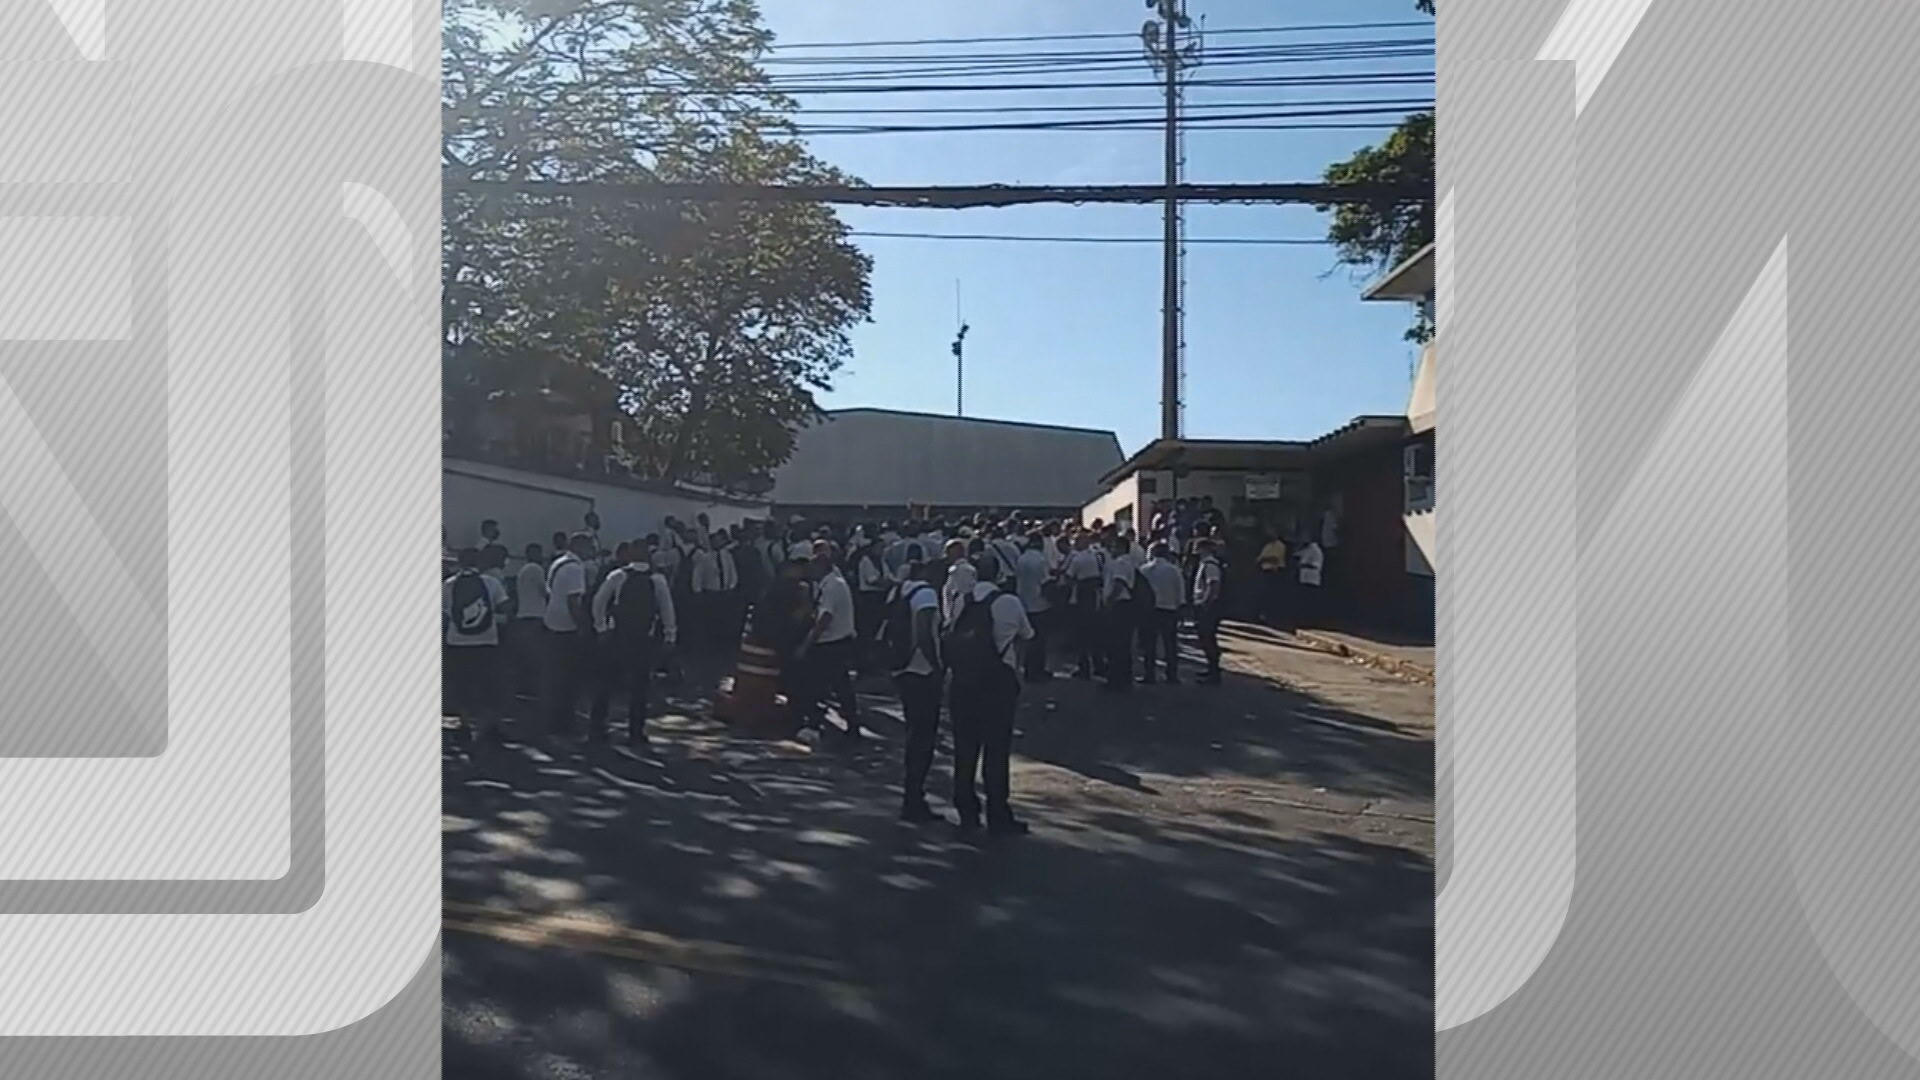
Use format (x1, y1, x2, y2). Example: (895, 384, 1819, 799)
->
(753, 0, 1432, 455)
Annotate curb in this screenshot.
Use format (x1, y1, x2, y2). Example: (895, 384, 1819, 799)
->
(1293, 630, 1435, 686)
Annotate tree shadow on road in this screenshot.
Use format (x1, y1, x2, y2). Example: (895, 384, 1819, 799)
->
(443, 658, 1433, 1080)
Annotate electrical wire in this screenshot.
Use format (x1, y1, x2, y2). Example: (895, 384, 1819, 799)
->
(764, 20, 1432, 51)
(847, 230, 1329, 245)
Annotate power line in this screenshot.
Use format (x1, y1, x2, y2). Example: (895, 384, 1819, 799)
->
(787, 102, 1431, 135)
(765, 20, 1432, 51)
(848, 230, 1329, 245)
(790, 96, 1421, 115)
(758, 39, 1435, 69)
(750, 47, 1433, 85)
(634, 73, 1434, 97)
(445, 180, 1426, 208)
(790, 121, 1405, 135)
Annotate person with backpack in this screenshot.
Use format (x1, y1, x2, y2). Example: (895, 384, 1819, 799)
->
(444, 548, 509, 745)
(988, 525, 1023, 589)
(1139, 542, 1187, 684)
(542, 532, 596, 739)
(1100, 536, 1141, 692)
(884, 561, 946, 823)
(1062, 533, 1105, 679)
(588, 542, 677, 746)
(1193, 538, 1227, 685)
(943, 559, 1035, 836)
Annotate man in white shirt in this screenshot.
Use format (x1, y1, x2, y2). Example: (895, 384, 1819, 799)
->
(988, 526, 1023, 589)
(945, 575, 1035, 836)
(586, 545, 677, 746)
(1062, 534, 1106, 679)
(542, 532, 595, 737)
(940, 538, 978, 627)
(1139, 543, 1187, 685)
(1013, 533, 1056, 681)
(1101, 537, 1140, 692)
(511, 541, 550, 701)
(1294, 535, 1324, 629)
(444, 548, 510, 744)
(1193, 538, 1227, 685)
(799, 541, 863, 739)
(689, 538, 722, 650)
(888, 562, 945, 823)
(850, 535, 889, 671)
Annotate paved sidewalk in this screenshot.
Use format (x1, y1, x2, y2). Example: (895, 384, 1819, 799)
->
(1286, 626, 1435, 683)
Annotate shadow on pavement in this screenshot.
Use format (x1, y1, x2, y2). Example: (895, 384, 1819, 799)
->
(443, 653, 1433, 1080)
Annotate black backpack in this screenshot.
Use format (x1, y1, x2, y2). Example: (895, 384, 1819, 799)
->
(943, 587, 1004, 678)
(612, 569, 662, 647)
(881, 583, 935, 673)
(1133, 563, 1159, 614)
(449, 571, 496, 637)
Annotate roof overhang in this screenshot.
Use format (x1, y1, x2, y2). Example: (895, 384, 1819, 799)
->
(1362, 243, 1435, 303)
(1099, 417, 1410, 490)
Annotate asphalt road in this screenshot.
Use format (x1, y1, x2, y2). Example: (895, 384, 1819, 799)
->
(443, 623, 1434, 1079)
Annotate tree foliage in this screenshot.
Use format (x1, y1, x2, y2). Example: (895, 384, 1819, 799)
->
(443, 0, 872, 492)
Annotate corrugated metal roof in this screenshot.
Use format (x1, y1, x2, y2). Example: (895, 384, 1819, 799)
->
(769, 408, 1125, 509)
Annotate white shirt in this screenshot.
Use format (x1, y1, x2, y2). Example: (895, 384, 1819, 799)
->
(1103, 550, 1139, 605)
(717, 546, 739, 592)
(543, 555, 588, 632)
(654, 543, 683, 582)
(691, 549, 721, 593)
(1194, 557, 1225, 607)
(1014, 549, 1053, 614)
(990, 538, 1023, 583)
(1141, 558, 1185, 611)
(1044, 540, 1067, 574)
(444, 572, 509, 647)
(1297, 542, 1324, 587)
(855, 550, 887, 593)
(1320, 510, 1340, 549)
(590, 563, 679, 643)
(949, 582, 1035, 674)
(514, 562, 548, 620)
(891, 581, 941, 677)
(1064, 549, 1103, 582)
(941, 559, 978, 625)
(814, 569, 857, 643)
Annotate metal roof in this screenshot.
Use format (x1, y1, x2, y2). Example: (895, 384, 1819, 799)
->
(769, 408, 1125, 509)
(1362, 243, 1435, 303)
(1098, 416, 1408, 488)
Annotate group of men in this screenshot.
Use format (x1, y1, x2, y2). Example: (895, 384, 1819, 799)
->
(443, 507, 1236, 837)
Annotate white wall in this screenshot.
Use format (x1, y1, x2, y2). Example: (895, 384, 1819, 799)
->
(1081, 476, 1139, 529)
(1406, 508, 1435, 576)
(443, 460, 767, 554)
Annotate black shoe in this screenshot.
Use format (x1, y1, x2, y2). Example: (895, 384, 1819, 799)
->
(1165, 675, 1180, 685)
(987, 818, 1030, 837)
(1199, 673, 1223, 685)
(1072, 669, 1093, 681)
(954, 817, 982, 837)
(1140, 676, 1156, 686)
(900, 804, 943, 825)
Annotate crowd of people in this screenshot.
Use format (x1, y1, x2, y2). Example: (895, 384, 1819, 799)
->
(444, 503, 1254, 836)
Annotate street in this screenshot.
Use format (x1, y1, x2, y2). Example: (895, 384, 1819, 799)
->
(443, 623, 1434, 1079)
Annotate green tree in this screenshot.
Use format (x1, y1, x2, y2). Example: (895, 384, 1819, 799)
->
(1318, 111, 1433, 274)
(442, 0, 872, 491)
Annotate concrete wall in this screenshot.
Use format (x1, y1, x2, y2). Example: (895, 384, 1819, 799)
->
(443, 459, 766, 554)
(1406, 508, 1435, 576)
(1081, 475, 1140, 529)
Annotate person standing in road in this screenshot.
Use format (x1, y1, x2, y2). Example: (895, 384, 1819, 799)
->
(1294, 534, 1324, 629)
(1193, 538, 1227, 685)
(588, 542, 676, 747)
(944, 566, 1035, 836)
(851, 532, 890, 671)
(885, 561, 945, 823)
(1013, 532, 1056, 681)
(1257, 532, 1290, 628)
(512, 542, 549, 702)
(1101, 536, 1140, 692)
(444, 547, 509, 745)
(542, 532, 596, 738)
(1139, 543, 1186, 685)
(1063, 533, 1105, 680)
(939, 537, 978, 626)
(799, 540, 863, 741)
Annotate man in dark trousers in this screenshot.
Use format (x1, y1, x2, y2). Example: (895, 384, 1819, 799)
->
(887, 561, 945, 823)
(1193, 538, 1226, 684)
(588, 542, 677, 747)
(541, 532, 597, 738)
(1138, 542, 1186, 684)
(945, 561, 1035, 836)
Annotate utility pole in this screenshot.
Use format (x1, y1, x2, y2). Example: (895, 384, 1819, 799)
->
(951, 280, 970, 417)
(1143, 0, 1203, 441)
